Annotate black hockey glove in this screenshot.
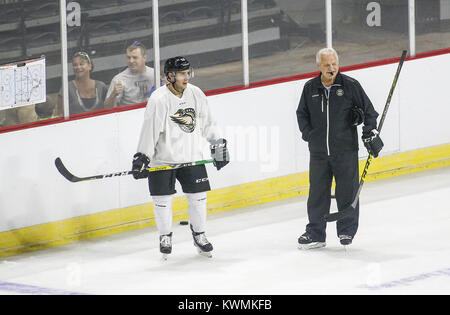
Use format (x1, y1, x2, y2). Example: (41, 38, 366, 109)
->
(132, 152, 150, 179)
(362, 129, 384, 158)
(210, 138, 230, 171)
(351, 106, 364, 126)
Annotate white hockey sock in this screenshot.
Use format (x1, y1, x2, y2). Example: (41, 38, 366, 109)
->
(185, 192, 207, 233)
(152, 195, 173, 235)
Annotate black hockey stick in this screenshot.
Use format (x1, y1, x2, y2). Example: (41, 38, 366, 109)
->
(324, 50, 408, 222)
(55, 157, 214, 183)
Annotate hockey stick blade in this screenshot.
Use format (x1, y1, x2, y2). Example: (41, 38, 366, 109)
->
(55, 157, 80, 183)
(325, 204, 356, 222)
(55, 157, 80, 182)
(55, 157, 119, 182)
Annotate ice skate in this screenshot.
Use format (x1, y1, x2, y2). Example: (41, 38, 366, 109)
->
(298, 233, 326, 250)
(190, 225, 213, 258)
(339, 235, 353, 248)
(160, 233, 172, 260)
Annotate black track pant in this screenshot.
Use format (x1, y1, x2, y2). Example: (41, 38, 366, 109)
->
(305, 151, 360, 242)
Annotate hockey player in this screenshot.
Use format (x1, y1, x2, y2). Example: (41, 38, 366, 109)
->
(132, 56, 229, 259)
(296, 48, 383, 249)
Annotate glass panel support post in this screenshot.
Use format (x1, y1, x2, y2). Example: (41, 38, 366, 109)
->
(152, 0, 161, 90)
(241, 0, 250, 87)
(60, 0, 70, 118)
(408, 0, 416, 57)
(326, 0, 332, 48)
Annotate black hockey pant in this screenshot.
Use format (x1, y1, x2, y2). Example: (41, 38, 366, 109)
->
(305, 151, 359, 242)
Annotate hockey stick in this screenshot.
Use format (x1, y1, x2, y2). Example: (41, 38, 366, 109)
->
(55, 157, 214, 183)
(324, 50, 408, 222)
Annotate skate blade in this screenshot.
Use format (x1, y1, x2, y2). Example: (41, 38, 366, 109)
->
(162, 253, 169, 261)
(298, 242, 326, 250)
(198, 251, 212, 258)
(196, 248, 212, 258)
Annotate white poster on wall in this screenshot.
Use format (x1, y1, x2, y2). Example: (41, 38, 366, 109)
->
(0, 56, 46, 109)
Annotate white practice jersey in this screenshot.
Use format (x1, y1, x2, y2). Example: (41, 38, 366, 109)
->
(137, 83, 222, 166)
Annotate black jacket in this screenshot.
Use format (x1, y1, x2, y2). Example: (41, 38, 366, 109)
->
(296, 72, 379, 155)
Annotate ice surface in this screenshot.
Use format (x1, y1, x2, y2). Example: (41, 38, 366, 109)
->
(0, 167, 449, 295)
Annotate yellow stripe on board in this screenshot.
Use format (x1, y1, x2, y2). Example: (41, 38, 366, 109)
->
(0, 143, 449, 258)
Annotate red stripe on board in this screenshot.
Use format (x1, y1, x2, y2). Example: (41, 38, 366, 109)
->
(1, 47, 448, 134)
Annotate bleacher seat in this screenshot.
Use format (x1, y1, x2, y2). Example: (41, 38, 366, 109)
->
(88, 21, 122, 37)
(85, 0, 121, 10)
(0, 7, 23, 24)
(160, 10, 185, 26)
(230, 0, 242, 14)
(26, 31, 59, 48)
(249, 0, 274, 11)
(118, 0, 147, 4)
(185, 6, 215, 21)
(25, 3, 59, 20)
(0, 35, 23, 53)
(120, 16, 152, 32)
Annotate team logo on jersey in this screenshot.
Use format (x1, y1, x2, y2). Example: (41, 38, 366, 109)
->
(336, 89, 344, 96)
(170, 108, 196, 133)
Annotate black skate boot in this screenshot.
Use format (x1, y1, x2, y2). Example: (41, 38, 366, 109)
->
(339, 235, 353, 246)
(160, 232, 172, 260)
(190, 225, 213, 258)
(298, 232, 326, 250)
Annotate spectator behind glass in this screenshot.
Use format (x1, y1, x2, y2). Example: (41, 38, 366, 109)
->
(58, 52, 108, 115)
(35, 98, 57, 120)
(104, 41, 155, 108)
(0, 104, 38, 128)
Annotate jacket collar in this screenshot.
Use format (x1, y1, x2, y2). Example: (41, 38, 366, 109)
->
(312, 72, 344, 90)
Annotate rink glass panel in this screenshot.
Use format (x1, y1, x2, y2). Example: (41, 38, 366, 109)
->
(157, 0, 243, 91)
(63, 0, 154, 115)
(331, 0, 409, 67)
(1, 0, 449, 129)
(0, 0, 62, 128)
(414, 0, 450, 54)
(248, 0, 326, 82)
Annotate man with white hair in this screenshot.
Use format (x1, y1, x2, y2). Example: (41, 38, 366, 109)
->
(296, 48, 383, 249)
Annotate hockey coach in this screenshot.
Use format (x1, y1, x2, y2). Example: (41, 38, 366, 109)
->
(296, 48, 383, 249)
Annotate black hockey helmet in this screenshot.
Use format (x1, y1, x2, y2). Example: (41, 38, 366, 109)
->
(164, 56, 191, 81)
